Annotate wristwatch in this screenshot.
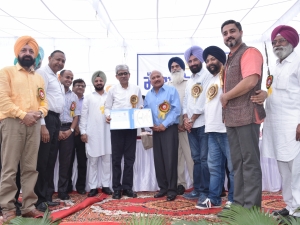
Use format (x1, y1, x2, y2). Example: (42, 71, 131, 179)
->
(70, 128, 74, 132)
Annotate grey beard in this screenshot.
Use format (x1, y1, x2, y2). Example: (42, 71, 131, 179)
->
(273, 43, 293, 60)
(170, 70, 184, 85)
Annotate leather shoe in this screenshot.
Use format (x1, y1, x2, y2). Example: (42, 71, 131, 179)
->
(273, 208, 289, 216)
(167, 194, 176, 201)
(2, 210, 16, 223)
(177, 185, 185, 195)
(112, 190, 122, 199)
(46, 201, 60, 206)
(22, 209, 44, 218)
(36, 202, 47, 212)
(58, 192, 70, 200)
(77, 190, 87, 195)
(123, 189, 137, 198)
(154, 191, 167, 198)
(102, 187, 113, 195)
(88, 188, 98, 197)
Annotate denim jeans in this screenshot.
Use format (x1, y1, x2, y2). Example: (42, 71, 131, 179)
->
(207, 132, 234, 205)
(187, 126, 209, 202)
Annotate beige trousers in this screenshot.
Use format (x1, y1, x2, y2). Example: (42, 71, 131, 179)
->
(0, 118, 41, 214)
(177, 131, 194, 188)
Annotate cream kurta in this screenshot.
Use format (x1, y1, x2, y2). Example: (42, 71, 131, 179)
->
(79, 91, 111, 157)
(262, 51, 300, 161)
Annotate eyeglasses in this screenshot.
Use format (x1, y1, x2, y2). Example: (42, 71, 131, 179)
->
(272, 38, 287, 46)
(117, 72, 129, 76)
(74, 84, 86, 88)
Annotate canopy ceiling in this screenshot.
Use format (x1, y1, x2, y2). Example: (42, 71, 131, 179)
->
(0, 0, 299, 88)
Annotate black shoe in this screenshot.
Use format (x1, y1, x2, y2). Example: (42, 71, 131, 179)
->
(88, 189, 98, 197)
(77, 190, 87, 195)
(36, 202, 48, 212)
(102, 187, 113, 195)
(58, 193, 70, 200)
(14, 200, 22, 208)
(177, 185, 185, 195)
(46, 201, 60, 206)
(273, 208, 289, 217)
(154, 191, 167, 198)
(112, 190, 122, 199)
(123, 189, 137, 198)
(167, 194, 176, 201)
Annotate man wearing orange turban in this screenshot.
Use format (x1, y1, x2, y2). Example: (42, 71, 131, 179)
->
(0, 36, 48, 223)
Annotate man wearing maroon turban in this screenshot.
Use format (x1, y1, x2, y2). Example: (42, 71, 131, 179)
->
(258, 25, 300, 220)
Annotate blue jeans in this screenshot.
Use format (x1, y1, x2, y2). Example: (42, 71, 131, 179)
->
(207, 132, 234, 205)
(187, 126, 209, 202)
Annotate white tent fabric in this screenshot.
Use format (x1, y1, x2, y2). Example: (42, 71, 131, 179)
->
(0, 0, 300, 90)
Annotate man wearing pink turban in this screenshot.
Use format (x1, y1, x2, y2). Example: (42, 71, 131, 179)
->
(259, 25, 300, 220)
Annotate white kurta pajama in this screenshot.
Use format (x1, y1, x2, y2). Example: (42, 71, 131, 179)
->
(261, 51, 300, 217)
(79, 91, 112, 189)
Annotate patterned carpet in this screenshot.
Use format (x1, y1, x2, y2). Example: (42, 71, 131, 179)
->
(0, 190, 284, 225)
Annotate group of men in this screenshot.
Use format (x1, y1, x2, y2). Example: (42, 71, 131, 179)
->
(0, 19, 299, 223)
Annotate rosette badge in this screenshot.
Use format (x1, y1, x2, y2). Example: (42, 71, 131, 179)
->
(130, 95, 138, 108)
(158, 101, 170, 119)
(207, 84, 218, 101)
(38, 87, 46, 106)
(70, 101, 76, 117)
(191, 84, 202, 103)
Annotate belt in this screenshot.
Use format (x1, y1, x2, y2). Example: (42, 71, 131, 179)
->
(48, 110, 60, 117)
(61, 122, 72, 126)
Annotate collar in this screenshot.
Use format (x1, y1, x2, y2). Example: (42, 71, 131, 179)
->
(16, 63, 35, 73)
(276, 51, 296, 65)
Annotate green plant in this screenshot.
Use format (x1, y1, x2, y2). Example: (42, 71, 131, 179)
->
(126, 213, 167, 225)
(7, 209, 60, 225)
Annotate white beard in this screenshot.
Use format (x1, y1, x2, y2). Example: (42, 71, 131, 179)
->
(170, 70, 184, 85)
(273, 43, 293, 60)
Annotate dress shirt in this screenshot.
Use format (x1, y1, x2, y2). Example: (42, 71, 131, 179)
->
(60, 89, 80, 123)
(104, 83, 143, 116)
(0, 64, 48, 120)
(144, 84, 181, 128)
(36, 65, 65, 125)
(182, 68, 212, 128)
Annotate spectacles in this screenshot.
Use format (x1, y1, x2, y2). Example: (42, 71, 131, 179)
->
(117, 72, 129, 76)
(74, 84, 86, 88)
(272, 38, 287, 46)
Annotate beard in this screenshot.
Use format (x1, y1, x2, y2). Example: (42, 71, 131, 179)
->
(18, 55, 35, 67)
(94, 84, 104, 91)
(225, 36, 241, 48)
(273, 43, 293, 60)
(189, 62, 202, 74)
(207, 63, 221, 75)
(171, 70, 185, 84)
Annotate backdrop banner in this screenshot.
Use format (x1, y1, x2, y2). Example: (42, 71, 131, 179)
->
(137, 53, 191, 96)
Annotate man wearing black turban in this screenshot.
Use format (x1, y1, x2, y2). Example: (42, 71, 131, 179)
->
(166, 57, 194, 196)
(196, 46, 234, 211)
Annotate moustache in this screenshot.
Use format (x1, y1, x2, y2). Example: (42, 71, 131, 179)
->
(226, 37, 234, 42)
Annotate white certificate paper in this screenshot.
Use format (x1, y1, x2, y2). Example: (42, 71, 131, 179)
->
(110, 108, 153, 130)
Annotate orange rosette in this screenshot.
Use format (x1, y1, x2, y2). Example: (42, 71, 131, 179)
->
(70, 101, 76, 117)
(130, 95, 138, 108)
(158, 101, 170, 119)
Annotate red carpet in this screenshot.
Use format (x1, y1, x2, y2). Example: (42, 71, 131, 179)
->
(0, 190, 284, 224)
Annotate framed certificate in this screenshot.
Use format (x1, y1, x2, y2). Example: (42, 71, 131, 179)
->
(110, 108, 153, 130)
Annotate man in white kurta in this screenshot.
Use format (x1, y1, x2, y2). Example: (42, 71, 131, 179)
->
(79, 71, 112, 197)
(261, 25, 300, 218)
(166, 57, 193, 195)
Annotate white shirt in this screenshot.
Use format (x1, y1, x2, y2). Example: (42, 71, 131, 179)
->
(182, 68, 212, 128)
(36, 65, 65, 125)
(204, 73, 226, 133)
(79, 92, 111, 157)
(104, 83, 143, 116)
(262, 51, 300, 161)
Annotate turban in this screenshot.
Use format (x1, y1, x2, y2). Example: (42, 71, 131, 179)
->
(203, 46, 227, 65)
(168, 57, 185, 72)
(91, 70, 107, 84)
(14, 46, 45, 68)
(271, 25, 299, 48)
(184, 46, 204, 63)
(14, 36, 39, 58)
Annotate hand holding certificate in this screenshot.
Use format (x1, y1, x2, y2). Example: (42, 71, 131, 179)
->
(110, 108, 153, 130)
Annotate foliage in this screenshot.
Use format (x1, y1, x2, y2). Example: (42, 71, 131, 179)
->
(172, 220, 212, 225)
(126, 213, 167, 225)
(7, 208, 60, 225)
